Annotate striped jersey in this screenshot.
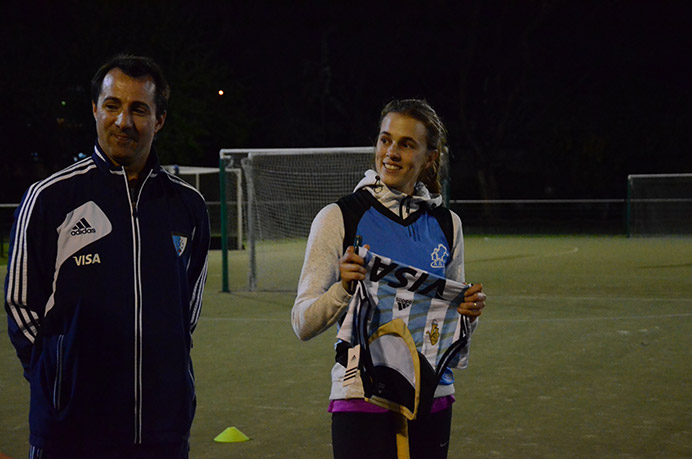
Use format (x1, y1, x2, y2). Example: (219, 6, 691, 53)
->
(337, 248, 470, 370)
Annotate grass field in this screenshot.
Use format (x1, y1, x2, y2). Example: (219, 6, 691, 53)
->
(1, 235, 691, 458)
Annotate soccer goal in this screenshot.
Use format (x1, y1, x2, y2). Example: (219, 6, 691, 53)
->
(219, 147, 374, 291)
(627, 173, 692, 236)
(163, 165, 244, 253)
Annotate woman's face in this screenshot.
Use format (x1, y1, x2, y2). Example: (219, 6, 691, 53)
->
(375, 112, 433, 195)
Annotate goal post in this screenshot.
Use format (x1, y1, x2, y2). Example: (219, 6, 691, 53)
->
(219, 147, 375, 291)
(627, 173, 692, 237)
(218, 161, 243, 292)
(162, 165, 244, 280)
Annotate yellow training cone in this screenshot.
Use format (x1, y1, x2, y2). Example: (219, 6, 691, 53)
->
(214, 426, 250, 443)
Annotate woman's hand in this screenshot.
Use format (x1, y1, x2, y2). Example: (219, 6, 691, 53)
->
(339, 244, 370, 293)
(457, 283, 486, 321)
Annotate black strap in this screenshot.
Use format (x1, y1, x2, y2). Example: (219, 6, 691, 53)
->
(429, 205, 454, 250)
(336, 189, 373, 253)
(338, 189, 455, 252)
(434, 316, 470, 382)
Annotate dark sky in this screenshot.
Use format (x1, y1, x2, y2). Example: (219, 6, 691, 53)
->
(1, 0, 691, 201)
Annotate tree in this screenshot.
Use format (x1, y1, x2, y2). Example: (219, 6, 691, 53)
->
(0, 0, 251, 202)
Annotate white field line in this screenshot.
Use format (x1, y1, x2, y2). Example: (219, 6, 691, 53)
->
(481, 294, 692, 322)
(487, 312, 692, 323)
(251, 404, 315, 413)
(200, 316, 286, 322)
(199, 314, 692, 326)
(491, 294, 692, 302)
(200, 311, 692, 324)
(523, 246, 579, 258)
(201, 307, 692, 324)
(462, 246, 581, 264)
(206, 247, 582, 279)
(198, 288, 691, 324)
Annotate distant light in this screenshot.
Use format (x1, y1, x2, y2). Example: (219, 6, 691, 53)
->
(218, 90, 224, 96)
(61, 100, 67, 106)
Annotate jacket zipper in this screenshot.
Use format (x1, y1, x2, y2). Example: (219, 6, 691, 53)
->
(123, 168, 153, 444)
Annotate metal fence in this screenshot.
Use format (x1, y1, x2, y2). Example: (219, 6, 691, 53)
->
(2, 197, 689, 259)
(448, 199, 627, 235)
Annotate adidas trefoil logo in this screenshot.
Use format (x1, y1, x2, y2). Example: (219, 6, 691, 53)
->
(70, 218, 96, 236)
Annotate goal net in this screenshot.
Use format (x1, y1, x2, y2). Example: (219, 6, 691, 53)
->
(220, 147, 374, 291)
(627, 173, 692, 236)
(163, 165, 243, 252)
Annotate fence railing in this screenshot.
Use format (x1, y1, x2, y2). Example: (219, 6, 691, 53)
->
(2, 198, 689, 258)
(447, 199, 627, 235)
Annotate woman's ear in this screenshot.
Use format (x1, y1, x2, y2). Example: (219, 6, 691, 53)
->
(426, 149, 439, 169)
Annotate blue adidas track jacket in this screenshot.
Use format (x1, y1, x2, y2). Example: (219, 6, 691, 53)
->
(4, 145, 210, 449)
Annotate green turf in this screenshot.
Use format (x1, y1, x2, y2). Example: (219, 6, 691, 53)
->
(1, 235, 691, 458)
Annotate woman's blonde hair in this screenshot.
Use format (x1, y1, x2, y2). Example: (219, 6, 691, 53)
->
(378, 99, 448, 194)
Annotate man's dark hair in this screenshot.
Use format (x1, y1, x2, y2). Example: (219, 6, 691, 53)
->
(91, 54, 170, 118)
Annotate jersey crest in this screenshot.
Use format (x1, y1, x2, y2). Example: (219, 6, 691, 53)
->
(172, 233, 188, 256)
(427, 319, 440, 345)
(430, 243, 449, 269)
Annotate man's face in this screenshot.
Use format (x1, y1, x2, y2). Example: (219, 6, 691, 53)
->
(92, 68, 165, 174)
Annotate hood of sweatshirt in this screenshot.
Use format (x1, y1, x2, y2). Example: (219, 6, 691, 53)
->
(353, 169, 443, 219)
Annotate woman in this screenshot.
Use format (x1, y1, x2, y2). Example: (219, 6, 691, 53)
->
(292, 99, 486, 458)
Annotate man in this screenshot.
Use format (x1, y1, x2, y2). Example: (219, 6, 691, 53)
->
(4, 55, 210, 458)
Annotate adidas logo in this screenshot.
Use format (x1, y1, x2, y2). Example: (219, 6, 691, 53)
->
(70, 218, 96, 236)
(395, 297, 413, 311)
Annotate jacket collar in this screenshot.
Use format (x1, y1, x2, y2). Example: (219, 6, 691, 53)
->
(92, 142, 162, 177)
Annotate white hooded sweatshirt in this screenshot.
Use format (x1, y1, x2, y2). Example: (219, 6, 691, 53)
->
(291, 169, 475, 400)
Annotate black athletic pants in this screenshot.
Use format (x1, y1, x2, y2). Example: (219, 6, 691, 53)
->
(28, 441, 189, 459)
(332, 407, 453, 459)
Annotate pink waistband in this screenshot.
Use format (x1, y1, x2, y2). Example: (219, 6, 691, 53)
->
(328, 395, 455, 414)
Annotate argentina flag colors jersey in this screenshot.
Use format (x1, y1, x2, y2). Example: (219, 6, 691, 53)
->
(337, 249, 471, 419)
(337, 248, 470, 371)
